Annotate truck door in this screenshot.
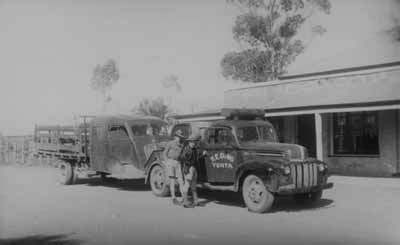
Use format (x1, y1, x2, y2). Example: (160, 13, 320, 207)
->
(106, 125, 134, 169)
(203, 127, 238, 183)
(129, 124, 156, 169)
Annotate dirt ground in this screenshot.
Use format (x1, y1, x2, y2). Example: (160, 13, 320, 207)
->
(0, 165, 399, 245)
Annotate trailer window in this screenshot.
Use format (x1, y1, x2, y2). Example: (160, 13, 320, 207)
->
(131, 125, 147, 136)
(151, 124, 168, 136)
(108, 126, 130, 141)
(109, 126, 128, 135)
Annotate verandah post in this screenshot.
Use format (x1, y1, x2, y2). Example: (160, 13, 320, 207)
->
(315, 113, 324, 161)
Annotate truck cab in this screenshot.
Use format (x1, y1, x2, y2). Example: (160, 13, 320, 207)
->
(146, 109, 333, 213)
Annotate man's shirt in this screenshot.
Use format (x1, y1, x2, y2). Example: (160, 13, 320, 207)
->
(180, 145, 198, 167)
(164, 140, 183, 160)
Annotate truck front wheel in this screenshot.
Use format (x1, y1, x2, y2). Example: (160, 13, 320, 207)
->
(57, 160, 76, 185)
(242, 174, 274, 213)
(150, 165, 170, 197)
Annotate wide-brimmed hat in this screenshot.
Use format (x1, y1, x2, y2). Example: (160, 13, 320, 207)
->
(174, 129, 186, 138)
(187, 134, 201, 141)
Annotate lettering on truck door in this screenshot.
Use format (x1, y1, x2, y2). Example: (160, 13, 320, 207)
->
(204, 127, 238, 183)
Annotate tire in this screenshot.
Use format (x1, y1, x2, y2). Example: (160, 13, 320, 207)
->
(150, 164, 170, 197)
(294, 190, 323, 204)
(57, 160, 75, 185)
(242, 174, 274, 213)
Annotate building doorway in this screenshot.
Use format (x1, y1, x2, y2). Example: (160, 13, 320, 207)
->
(297, 114, 316, 157)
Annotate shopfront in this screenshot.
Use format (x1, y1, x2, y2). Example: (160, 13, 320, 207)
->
(173, 62, 400, 176)
(223, 62, 400, 177)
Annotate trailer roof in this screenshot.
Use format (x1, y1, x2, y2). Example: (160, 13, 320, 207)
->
(90, 114, 167, 126)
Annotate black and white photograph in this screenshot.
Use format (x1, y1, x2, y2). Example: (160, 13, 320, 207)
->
(0, 0, 400, 244)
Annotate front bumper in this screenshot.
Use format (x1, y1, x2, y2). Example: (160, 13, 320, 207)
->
(276, 182, 333, 195)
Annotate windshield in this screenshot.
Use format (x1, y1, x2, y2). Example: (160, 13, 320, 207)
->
(236, 125, 277, 143)
(130, 124, 168, 136)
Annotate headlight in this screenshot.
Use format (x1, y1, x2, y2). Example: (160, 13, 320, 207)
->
(281, 165, 291, 175)
(283, 149, 292, 160)
(301, 147, 308, 160)
(318, 163, 326, 172)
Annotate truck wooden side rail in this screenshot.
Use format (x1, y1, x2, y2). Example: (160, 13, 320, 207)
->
(33, 124, 90, 163)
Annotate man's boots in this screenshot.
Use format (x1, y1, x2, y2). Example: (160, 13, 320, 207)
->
(183, 192, 194, 208)
(172, 197, 182, 206)
(192, 190, 199, 206)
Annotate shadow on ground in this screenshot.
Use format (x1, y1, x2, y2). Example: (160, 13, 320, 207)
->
(270, 197, 334, 213)
(197, 189, 246, 208)
(75, 177, 150, 192)
(0, 234, 81, 245)
(73, 178, 333, 213)
(197, 189, 334, 213)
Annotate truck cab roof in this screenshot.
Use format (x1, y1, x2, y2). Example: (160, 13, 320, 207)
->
(210, 119, 273, 128)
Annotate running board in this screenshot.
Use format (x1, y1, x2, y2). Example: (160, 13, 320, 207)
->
(199, 183, 235, 191)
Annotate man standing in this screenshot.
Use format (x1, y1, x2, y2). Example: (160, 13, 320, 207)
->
(163, 129, 185, 205)
(180, 134, 202, 208)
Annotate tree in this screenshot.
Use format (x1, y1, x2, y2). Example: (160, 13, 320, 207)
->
(390, 21, 400, 42)
(221, 0, 331, 83)
(133, 97, 172, 120)
(161, 74, 182, 108)
(161, 74, 182, 92)
(90, 59, 120, 112)
(387, 0, 400, 42)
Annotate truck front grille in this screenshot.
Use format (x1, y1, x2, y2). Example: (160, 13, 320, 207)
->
(290, 163, 318, 189)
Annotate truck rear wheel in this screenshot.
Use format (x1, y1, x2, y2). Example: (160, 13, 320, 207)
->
(242, 174, 274, 213)
(150, 165, 170, 197)
(57, 160, 76, 185)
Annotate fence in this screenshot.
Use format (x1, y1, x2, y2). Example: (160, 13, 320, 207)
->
(0, 135, 54, 166)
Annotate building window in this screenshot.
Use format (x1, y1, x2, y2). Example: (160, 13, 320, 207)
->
(332, 112, 379, 155)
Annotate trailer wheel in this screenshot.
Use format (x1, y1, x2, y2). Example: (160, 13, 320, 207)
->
(57, 160, 75, 185)
(242, 174, 274, 213)
(150, 165, 170, 197)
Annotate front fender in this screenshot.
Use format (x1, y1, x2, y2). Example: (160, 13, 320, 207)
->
(144, 150, 166, 184)
(234, 160, 280, 192)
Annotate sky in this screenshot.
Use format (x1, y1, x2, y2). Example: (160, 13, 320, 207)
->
(0, 0, 399, 135)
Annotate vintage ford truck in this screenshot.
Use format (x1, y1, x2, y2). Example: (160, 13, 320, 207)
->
(34, 110, 332, 213)
(145, 109, 333, 213)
